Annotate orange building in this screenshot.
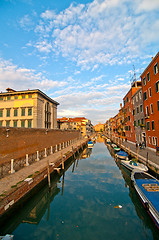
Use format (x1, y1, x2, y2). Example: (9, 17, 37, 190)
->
(123, 81, 142, 143)
(141, 52, 159, 149)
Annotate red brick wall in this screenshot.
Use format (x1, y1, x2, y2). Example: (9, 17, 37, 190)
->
(0, 127, 81, 164)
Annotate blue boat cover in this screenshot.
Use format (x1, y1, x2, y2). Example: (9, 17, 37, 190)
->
(117, 151, 128, 157)
(136, 179, 159, 212)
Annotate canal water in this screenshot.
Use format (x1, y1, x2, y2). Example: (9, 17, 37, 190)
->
(0, 137, 159, 240)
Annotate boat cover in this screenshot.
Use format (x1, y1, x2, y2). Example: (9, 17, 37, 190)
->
(135, 179, 159, 212)
(117, 151, 128, 157)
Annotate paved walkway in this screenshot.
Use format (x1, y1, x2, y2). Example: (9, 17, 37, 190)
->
(0, 138, 87, 196)
(122, 140, 159, 165)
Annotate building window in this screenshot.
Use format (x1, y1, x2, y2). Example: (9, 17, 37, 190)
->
(140, 105, 143, 112)
(150, 104, 153, 114)
(21, 108, 25, 116)
(147, 72, 150, 82)
(14, 109, 18, 116)
(6, 109, 10, 117)
(136, 95, 138, 102)
(14, 121, 17, 127)
(139, 91, 142, 100)
(0, 109, 3, 117)
(143, 77, 146, 86)
(154, 62, 158, 75)
(128, 116, 130, 121)
(134, 121, 136, 126)
(0, 121, 2, 126)
(155, 80, 159, 93)
(137, 107, 139, 113)
(146, 106, 149, 116)
(28, 95, 32, 98)
(143, 91, 147, 100)
(0, 97, 3, 101)
(152, 121, 155, 130)
(21, 120, 25, 128)
(138, 120, 140, 126)
(149, 88, 151, 97)
(22, 95, 25, 99)
(45, 102, 51, 129)
(28, 120, 32, 128)
(128, 106, 129, 112)
(147, 121, 150, 130)
(28, 108, 32, 116)
(133, 109, 135, 115)
(157, 101, 159, 111)
(6, 121, 10, 127)
(141, 118, 144, 124)
(7, 96, 11, 100)
(149, 136, 151, 144)
(127, 97, 128, 102)
(14, 96, 18, 99)
(152, 137, 157, 146)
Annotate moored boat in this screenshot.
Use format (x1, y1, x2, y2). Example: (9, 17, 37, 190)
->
(121, 160, 148, 172)
(115, 150, 128, 160)
(131, 171, 159, 229)
(114, 147, 120, 152)
(88, 141, 94, 148)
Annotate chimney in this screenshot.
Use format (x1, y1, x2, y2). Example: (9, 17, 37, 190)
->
(6, 88, 16, 93)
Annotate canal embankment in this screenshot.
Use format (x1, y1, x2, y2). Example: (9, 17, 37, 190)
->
(0, 137, 89, 218)
(103, 134, 159, 174)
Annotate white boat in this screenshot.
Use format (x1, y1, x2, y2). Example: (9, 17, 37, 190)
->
(111, 143, 117, 148)
(131, 171, 159, 229)
(121, 160, 148, 172)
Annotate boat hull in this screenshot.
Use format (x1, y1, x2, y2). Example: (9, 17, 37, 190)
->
(131, 171, 159, 229)
(121, 160, 148, 172)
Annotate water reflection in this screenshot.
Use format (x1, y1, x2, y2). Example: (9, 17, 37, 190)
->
(0, 137, 159, 240)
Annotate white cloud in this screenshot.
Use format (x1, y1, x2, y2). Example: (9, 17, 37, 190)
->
(41, 10, 56, 19)
(136, 0, 159, 12)
(0, 58, 65, 92)
(30, 0, 159, 70)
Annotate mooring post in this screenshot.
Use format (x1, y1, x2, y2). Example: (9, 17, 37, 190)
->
(129, 146, 130, 155)
(36, 151, 39, 161)
(55, 145, 58, 152)
(51, 146, 53, 154)
(25, 154, 29, 166)
(137, 148, 139, 161)
(65, 141, 67, 148)
(59, 143, 61, 151)
(11, 159, 15, 174)
(62, 142, 64, 149)
(45, 148, 47, 157)
(47, 160, 51, 191)
(61, 152, 64, 169)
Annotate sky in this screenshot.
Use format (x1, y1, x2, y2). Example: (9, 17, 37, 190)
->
(0, 0, 159, 125)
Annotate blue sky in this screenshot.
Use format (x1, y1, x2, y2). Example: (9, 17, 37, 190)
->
(0, 0, 159, 125)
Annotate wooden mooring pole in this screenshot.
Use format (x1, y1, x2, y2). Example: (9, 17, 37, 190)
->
(47, 160, 51, 191)
(61, 152, 64, 170)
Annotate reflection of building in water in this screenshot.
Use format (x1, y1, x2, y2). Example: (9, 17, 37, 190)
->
(22, 178, 60, 224)
(82, 147, 93, 159)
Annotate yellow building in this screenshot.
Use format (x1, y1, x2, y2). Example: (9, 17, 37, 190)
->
(94, 122, 104, 132)
(0, 88, 59, 129)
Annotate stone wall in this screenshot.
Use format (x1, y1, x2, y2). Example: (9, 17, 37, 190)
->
(0, 127, 81, 164)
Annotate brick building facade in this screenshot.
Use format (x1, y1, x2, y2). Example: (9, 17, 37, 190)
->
(141, 52, 159, 149)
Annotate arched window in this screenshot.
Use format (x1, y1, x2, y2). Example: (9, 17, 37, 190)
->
(45, 102, 51, 128)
